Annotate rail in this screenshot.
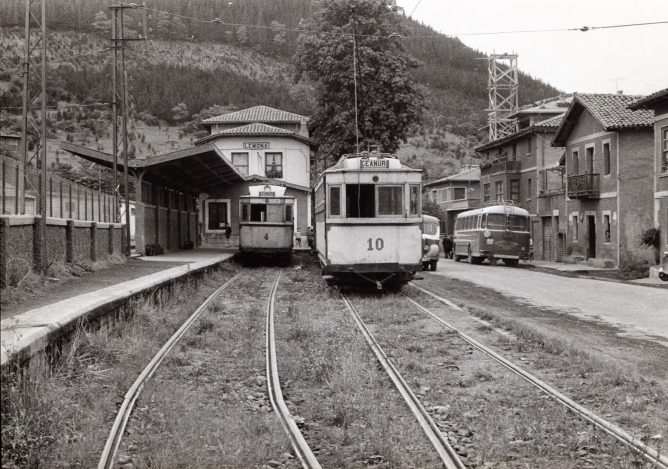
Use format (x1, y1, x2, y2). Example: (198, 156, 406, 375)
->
(266, 272, 322, 469)
(407, 284, 668, 469)
(98, 273, 241, 469)
(341, 293, 466, 469)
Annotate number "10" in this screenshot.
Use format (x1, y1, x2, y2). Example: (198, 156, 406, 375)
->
(366, 237, 384, 251)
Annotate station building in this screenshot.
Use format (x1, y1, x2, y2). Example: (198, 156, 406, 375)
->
(61, 105, 316, 255)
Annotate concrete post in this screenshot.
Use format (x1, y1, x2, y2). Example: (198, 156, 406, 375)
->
(65, 219, 74, 263)
(90, 222, 97, 262)
(33, 215, 43, 271)
(108, 223, 114, 255)
(0, 217, 9, 288)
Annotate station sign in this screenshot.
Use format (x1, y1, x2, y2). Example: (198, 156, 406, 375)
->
(360, 159, 389, 169)
(243, 142, 270, 150)
(259, 191, 275, 197)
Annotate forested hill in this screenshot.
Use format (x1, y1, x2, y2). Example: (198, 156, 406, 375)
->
(1, 0, 560, 179)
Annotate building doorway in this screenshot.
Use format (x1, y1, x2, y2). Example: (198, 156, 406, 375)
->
(542, 217, 554, 261)
(587, 215, 596, 259)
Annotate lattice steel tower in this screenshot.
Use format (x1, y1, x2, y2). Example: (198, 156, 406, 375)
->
(487, 53, 519, 141)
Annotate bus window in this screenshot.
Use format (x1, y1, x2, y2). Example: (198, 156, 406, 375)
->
(486, 213, 506, 230)
(508, 214, 528, 232)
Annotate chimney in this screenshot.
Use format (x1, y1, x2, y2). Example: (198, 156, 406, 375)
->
(299, 118, 309, 138)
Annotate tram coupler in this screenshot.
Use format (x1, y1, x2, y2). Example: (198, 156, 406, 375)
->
(376, 281, 383, 290)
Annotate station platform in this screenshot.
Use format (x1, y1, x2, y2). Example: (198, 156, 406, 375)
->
(1, 249, 234, 368)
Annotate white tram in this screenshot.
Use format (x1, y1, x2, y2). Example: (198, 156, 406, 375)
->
(238, 184, 294, 262)
(314, 150, 423, 289)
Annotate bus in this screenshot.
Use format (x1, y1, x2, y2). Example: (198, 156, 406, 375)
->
(453, 204, 530, 266)
(421, 214, 441, 271)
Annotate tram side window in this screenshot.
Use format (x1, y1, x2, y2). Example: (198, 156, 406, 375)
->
(377, 186, 403, 216)
(508, 215, 528, 232)
(409, 185, 421, 215)
(486, 213, 506, 230)
(250, 204, 267, 222)
(346, 184, 375, 218)
(241, 203, 249, 222)
(286, 204, 293, 222)
(329, 186, 341, 216)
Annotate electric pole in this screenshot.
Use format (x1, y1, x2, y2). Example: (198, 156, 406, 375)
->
(20, 0, 48, 271)
(109, 2, 147, 256)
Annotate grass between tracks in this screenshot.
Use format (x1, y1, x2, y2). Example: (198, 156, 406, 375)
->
(1, 265, 238, 468)
(355, 291, 657, 468)
(274, 265, 442, 468)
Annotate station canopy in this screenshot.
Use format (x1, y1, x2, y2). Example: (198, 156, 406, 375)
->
(60, 142, 245, 194)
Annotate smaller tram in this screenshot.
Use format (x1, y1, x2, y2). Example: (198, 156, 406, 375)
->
(453, 204, 530, 266)
(314, 150, 423, 289)
(238, 184, 294, 262)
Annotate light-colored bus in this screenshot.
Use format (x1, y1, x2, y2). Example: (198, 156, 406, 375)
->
(421, 214, 441, 271)
(453, 204, 530, 266)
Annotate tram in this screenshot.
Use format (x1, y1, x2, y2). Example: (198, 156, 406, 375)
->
(313, 150, 423, 289)
(238, 184, 294, 262)
(452, 203, 530, 266)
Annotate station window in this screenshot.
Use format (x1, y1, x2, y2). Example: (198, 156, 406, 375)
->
(377, 185, 403, 216)
(510, 180, 520, 203)
(527, 179, 532, 199)
(603, 142, 611, 175)
(232, 152, 249, 176)
(265, 152, 283, 178)
(329, 186, 341, 216)
(495, 181, 503, 202)
(409, 184, 421, 215)
(572, 150, 579, 175)
(453, 187, 466, 200)
(346, 184, 375, 218)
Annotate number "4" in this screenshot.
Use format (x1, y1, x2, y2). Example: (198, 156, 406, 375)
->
(366, 237, 384, 251)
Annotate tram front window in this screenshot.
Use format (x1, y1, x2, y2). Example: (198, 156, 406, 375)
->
(251, 204, 267, 222)
(346, 184, 375, 218)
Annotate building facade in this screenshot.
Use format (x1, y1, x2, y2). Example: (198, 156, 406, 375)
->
(476, 96, 570, 260)
(553, 93, 655, 267)
(424, 165, 480, 236)
(198, 106, 315, 248)
(628, 88, 668, 256)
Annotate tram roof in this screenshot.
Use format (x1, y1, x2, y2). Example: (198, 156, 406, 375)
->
(458, 204, 530, 217)
(60, 141, 245, 194)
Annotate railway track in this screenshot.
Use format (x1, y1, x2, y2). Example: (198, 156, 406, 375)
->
(98, 273, 241, 469)
(341, 293, 466, 469)
(408, 283, 668, 469)
(266, 272, 321, 469)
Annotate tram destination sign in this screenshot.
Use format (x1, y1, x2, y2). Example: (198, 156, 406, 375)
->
(243, 142, 270, 150)
(360, 159, 389, 169)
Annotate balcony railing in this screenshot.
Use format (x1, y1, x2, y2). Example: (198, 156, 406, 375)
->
(567, 173, 600, 199)
(480, 158, 521, 175)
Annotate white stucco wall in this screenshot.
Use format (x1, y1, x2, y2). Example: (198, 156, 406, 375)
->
(212, 137, 311, 188)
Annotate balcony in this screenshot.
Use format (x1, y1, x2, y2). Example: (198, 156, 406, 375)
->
(567, 173, 600, 199)
(539, 168, 565, 197)
(480, 157, 521, 175)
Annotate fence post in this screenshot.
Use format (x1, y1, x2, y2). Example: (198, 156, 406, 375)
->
(0, 217, 9, 288)
(77, 185, 80, 219)
(33, 215, 43, 271)
(59, 180, 63, 218)
(2, 156, 6, 214)
(69, 183, 72, 219)
(49, 177, 53, 217)
(15, 162, 20, 214)
(108, 222, 114, 254)
(66, 219, 74, 263)
(84, 189, 88, 220)
(90, 221, 97, 262)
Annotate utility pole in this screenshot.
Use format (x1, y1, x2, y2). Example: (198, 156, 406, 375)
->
(486, 53, 519, 141)
(109, 2, 147, 256)
(20, 0, 48, 271)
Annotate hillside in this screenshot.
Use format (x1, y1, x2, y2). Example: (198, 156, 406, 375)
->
(0, 0, 560, 182)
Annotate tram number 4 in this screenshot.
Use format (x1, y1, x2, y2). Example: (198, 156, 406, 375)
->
(366, 237, 384, 251)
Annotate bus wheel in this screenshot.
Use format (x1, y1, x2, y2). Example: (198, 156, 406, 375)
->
(454, 255, 462, 262)
(430, 260, 438, 271)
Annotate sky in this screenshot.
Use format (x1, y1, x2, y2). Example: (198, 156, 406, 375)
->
(395, 0, 668, 96)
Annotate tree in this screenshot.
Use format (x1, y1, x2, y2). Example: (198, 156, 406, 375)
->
(92, 11, 110, 34)
(294, 0, 425, 165)
(171, 102, 189, 123)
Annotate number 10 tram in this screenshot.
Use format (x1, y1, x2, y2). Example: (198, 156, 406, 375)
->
(313, 151, 423, 289)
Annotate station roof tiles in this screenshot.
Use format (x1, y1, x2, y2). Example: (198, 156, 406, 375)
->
(553, 93, 654, 146)
(628, 87, 668, 110)
(533, 114, 564, 128)
(201, 105, 309, 125)
(424, 166, 480, 187)
(195, 123, 316, 146)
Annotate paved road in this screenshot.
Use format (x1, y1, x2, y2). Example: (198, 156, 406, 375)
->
(432, 260, 668, 346)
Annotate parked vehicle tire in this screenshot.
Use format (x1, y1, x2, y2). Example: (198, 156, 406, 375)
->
(503, 258, 519, 267)
(659, 271, 668, 281)
(468, 247, 483, 265)
(430, 260, 438, 271)
(454, 255, 463, 262)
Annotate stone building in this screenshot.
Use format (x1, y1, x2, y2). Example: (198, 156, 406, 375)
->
(424, 165, 480, 236)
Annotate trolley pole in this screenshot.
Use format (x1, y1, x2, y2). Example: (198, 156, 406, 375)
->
(40, 0, 47, 270)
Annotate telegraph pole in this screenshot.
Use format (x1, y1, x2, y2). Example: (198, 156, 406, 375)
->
(109, 2, 146, 256)
(20, 0, 48, 271)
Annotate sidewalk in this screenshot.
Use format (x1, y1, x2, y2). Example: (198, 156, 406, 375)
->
(528, 259, 667, 287)
(1, 249, 234, 367)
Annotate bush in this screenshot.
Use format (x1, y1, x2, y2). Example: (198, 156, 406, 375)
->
(640, 228, 659, 248)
